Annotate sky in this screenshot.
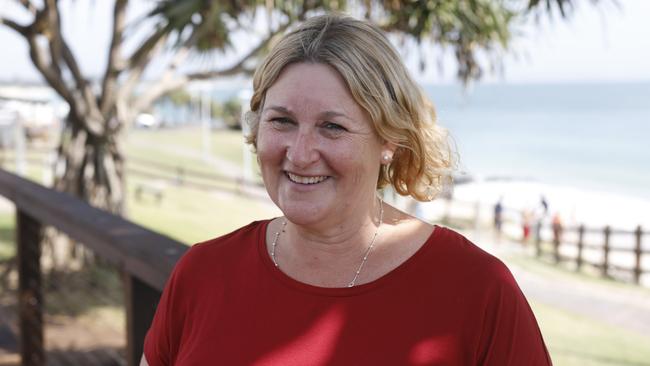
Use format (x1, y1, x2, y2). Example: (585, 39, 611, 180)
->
(0, 0, 649, 84)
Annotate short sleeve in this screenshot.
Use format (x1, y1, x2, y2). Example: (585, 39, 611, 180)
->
(143, 249, 192, 366)
(476, 269, 553, 365)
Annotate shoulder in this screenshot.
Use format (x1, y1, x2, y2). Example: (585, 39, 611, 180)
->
(426, 229, 551, 364)
(429, 226, 518, 289)
(185, 220, 267, 259)
(172, 220, 269, 281)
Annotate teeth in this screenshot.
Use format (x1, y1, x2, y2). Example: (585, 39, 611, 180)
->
(287, 172, 328, 185)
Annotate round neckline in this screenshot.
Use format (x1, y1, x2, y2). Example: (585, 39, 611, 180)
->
(257, 219, 441, 297)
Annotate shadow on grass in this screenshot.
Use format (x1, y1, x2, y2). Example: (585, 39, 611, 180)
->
(552, 346, 650, 366)
(0, 346, 125, 366)
(47, 347, 125, 366)
(43, 264, 124, 316)
(1, 262, 123, 318)
(0, 225, 16, 261)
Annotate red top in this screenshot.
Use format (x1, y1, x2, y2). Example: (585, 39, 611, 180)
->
(144, 220, 552, 365)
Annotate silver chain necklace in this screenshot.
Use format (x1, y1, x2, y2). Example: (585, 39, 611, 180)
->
(271, 197, 384, 287)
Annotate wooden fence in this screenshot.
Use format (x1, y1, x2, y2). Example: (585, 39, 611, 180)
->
(534, 223, 649, 284)
(0, 168, 187, 366)
(430, 198, 649, 286)
(0, 149, 267, 200)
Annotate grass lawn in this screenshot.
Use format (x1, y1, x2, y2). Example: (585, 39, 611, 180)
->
(504, 250, 650, 297)
(532, 301, 650, 366)
(125, 175, 280, 244)
(496, 250, 650, 365)
(125, 126, 247, 168)
(0, 211, 15, 261)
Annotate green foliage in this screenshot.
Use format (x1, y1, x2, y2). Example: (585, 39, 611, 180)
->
(167, 89, 192, 106)
(148, 0, 260, 52)
(221, 98, 243, 130)
(207, 98, 243, 130)
(0, 213, 15, 261)
(145, 0, 592, 84)
(377, 0, 516, 82)
(526, 0, 599, 18)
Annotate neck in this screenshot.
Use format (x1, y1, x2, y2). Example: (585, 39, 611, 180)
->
(288, 197, 381, 254)
(274, 197, 384, 286)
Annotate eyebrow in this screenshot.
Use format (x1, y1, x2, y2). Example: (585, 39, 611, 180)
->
(263, 105, 351, 121)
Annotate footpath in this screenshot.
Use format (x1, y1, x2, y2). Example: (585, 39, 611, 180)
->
(463, 230, 650, 337)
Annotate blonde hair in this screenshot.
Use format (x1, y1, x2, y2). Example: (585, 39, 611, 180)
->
(246, 13, 455, 201)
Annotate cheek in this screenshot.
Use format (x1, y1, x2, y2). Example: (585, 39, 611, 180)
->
(256, 129, 285, 163)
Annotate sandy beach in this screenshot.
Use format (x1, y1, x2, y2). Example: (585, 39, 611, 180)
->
(420, 179, 650, 230)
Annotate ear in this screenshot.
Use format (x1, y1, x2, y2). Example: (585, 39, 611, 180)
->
(380, 142, 397, 165)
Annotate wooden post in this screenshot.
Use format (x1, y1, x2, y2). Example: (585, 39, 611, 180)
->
(124, 274, 162, 366)
(603, 226, 611, 278)
(17, 210, 44, 366)
(634, 226, 643, 285)
(576, 225, 585, 271)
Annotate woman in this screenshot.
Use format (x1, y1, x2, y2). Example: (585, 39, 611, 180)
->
(142, 14, 552, 365)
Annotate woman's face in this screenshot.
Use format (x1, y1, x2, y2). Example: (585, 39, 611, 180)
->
(257, 62, 392, 227)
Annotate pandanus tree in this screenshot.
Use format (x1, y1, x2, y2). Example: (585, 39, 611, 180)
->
(0, 0, 593, 214)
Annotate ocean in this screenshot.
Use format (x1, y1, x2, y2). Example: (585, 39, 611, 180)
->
(423, 82, 650, 200)
(203, 81, 650, 201)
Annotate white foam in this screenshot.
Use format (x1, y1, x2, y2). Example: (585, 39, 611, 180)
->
(419, 179, 650, 231)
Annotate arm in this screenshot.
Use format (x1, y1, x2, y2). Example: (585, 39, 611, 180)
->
(477, 274, 552, 365)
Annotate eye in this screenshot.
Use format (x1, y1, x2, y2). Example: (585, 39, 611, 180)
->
(322, 122, 346, 132)
(268, 117, 294, 129)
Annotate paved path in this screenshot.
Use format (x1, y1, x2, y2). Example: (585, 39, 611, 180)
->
(463, 230, 650, 337)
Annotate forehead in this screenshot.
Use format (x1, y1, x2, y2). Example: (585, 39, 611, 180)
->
(264, 62, 365, 118)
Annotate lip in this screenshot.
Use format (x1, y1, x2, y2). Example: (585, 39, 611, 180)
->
(284, 171, 331, 186)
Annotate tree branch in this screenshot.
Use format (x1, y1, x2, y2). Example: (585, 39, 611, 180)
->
(0, 17, 30, 37)
(129, 43, 192, 116)
(40, 1, 103, 135)
(15, 0, 38, 16)
(40, 1, 84, 92)
(126, 25, 170, 70)
(26, 34, 74, 106)
(44, 0, 64, 78)
(100, 0, 128, 116)
(116, 30, 170, 111)
(115, 25, 171, 105)
(129, 21, 289, 115)
(187, 21, 290, 80)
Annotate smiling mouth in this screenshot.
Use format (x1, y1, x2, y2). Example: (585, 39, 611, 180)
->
(286, 172, 330, 185)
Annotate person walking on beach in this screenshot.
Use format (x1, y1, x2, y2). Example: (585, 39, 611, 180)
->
(540, 195, 549, 217)
(494, 198, 504, 240)
(552, 213, 563, 245)
(522, 209, 533, 244)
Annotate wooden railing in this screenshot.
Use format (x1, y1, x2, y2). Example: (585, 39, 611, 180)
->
(535, 223, 649, 284)
(0, 168, 187, 366)
(428, 198, 649, 286)
(0, 149, 267, 200)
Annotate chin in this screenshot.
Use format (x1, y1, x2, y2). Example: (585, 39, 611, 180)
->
(278, 200, 330, 226)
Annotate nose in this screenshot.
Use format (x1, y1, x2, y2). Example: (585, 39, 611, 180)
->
(286, 129, 319, 168)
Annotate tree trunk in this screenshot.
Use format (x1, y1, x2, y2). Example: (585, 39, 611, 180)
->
(45, 112, 126, 268)
(53, 113, 125, 215)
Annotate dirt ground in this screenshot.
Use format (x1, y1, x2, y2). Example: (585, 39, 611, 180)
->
(0, 261, 126, 366)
